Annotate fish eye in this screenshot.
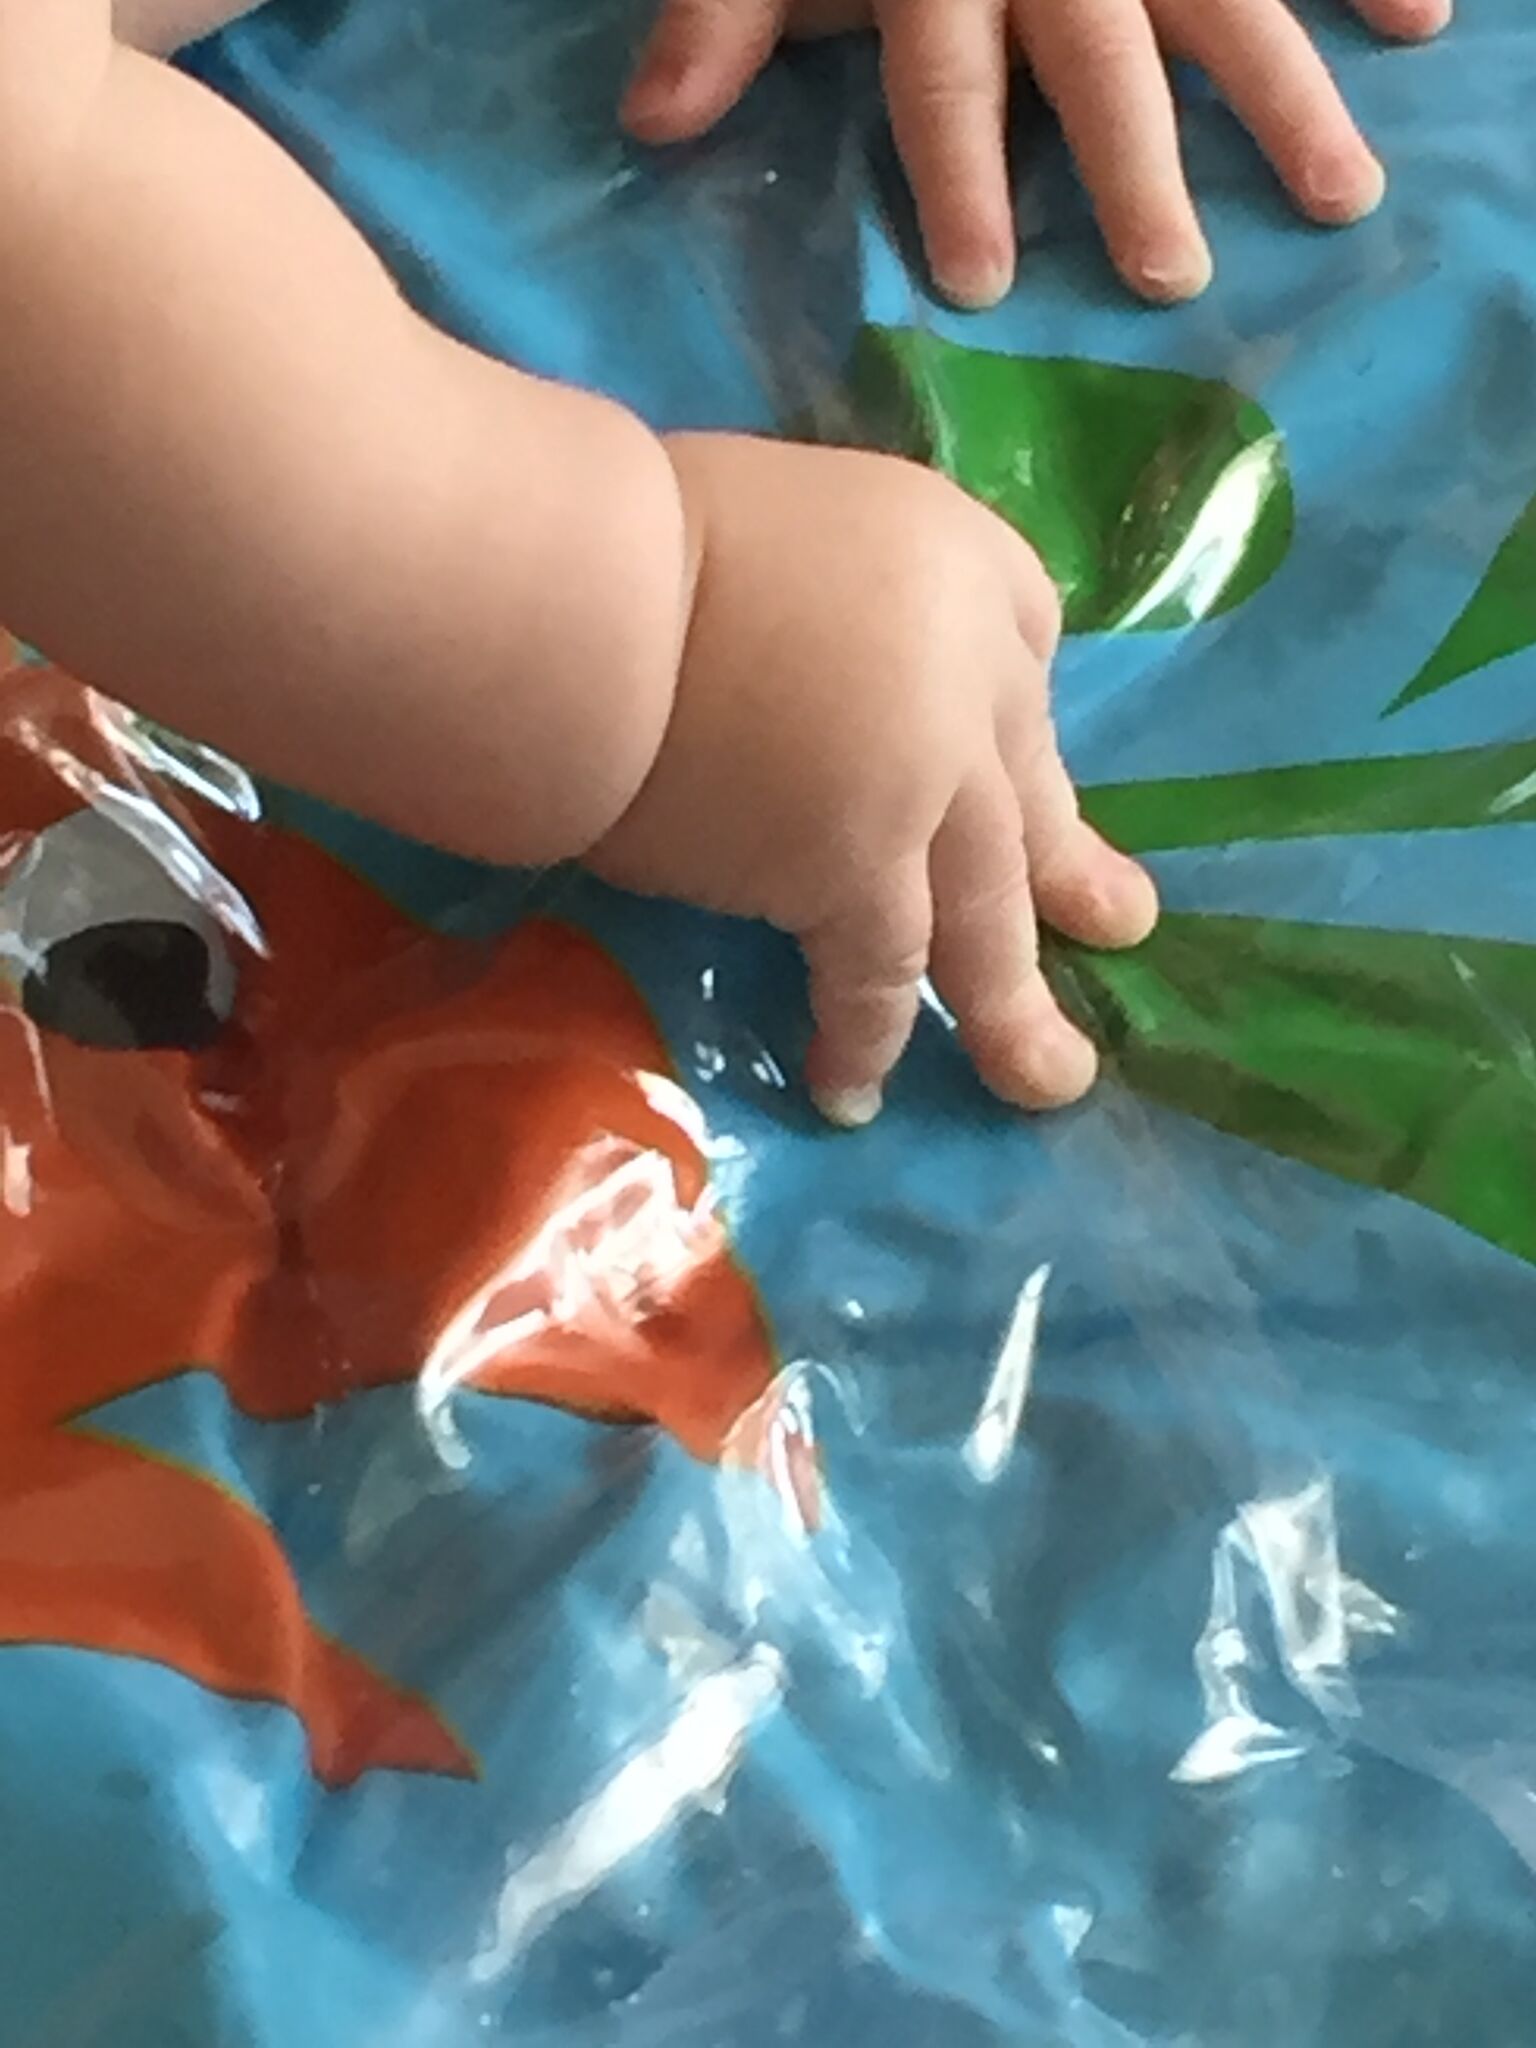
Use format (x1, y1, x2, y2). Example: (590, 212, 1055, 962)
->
(1, 808, 236, 1053)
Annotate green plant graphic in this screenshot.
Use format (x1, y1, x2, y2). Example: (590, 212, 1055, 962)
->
(1084, 740, 1536, 853)
(1055, 741, 1536, 1265)
(1059, 904, 1536, 1270)
(850, 326, 1294, 634)
(1391, 493, 1536, 714)
(856, 324, 1536, 1266)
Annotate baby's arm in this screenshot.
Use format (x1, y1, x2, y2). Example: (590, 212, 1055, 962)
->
(0, 2, 687, 865)
(0, 2, 1158, 1122)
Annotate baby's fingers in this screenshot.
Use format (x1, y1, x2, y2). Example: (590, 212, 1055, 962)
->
(929, 766, 1098, 1109)
(1016, 0, 1210, 302)
(1347, 0, 1451, 42)
(999, 534, 1158, 950)
(1170, 0, 1383, 228)
(623, 0, 788, 142)
(1001, 719, 1159, 950)
(802, 858, 933, 1128)
(879, 0, 1015, 309)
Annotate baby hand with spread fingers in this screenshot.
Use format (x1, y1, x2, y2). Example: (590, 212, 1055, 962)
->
(626, 0, 1448, 305)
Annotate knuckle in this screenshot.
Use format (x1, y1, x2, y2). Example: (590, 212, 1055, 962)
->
(803, 884, 933, 997)
(1006, 717, 1067, 793)
(949, 870, 1035, 937)
(875, 942, 933, 991)
(835, 933, 931, 996)
(1030, 568, 1066, 645)
(1009, 597, 1054, 661)
(893, 62, 1000, 116)
(1060, 7, 1151, 76)
(962, 962, 1052, 1039)
(815, 969, 925, 1039)
(674, 0, 777, 38)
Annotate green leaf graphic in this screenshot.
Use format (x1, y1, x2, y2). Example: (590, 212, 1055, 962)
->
(843, 328, 1535, 1261)
(1391, 493, 1536, 713)
(850, 327, 1294, 635)
(1058, 916, 1536, 1270)
(1082, 738, 1536, 854)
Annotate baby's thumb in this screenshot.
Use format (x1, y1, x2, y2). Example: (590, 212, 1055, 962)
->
(622, 0, 789, 142)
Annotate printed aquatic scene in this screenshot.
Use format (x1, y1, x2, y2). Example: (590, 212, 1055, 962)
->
(4, 1, 1536, 2042)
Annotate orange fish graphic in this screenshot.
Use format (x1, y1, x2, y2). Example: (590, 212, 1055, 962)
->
(0, 648, 784, 1786)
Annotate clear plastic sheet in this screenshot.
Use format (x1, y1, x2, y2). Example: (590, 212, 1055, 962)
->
(5, 1, 1536, 2041)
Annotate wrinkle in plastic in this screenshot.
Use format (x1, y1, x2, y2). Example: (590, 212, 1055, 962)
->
(4, 0, 1536, 2041)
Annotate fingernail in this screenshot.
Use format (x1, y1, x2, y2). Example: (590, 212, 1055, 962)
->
(940, 254, 1014, 312)
(622, 53, 691, 121)
(1134, 238, 1213, 304)
(1392, 0, 1451, 38)
(812, 1083, 884, 1130)
(993, 1010, 1098, 1110)
(1306, 152, 1386, 223)
(1037, 1016, 1099, 1102)
(1103, 858, 1160, 947)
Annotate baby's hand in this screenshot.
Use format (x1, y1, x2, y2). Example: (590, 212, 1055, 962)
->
(590, 435, 1157, 1124)
(624, 0, 1449, 307)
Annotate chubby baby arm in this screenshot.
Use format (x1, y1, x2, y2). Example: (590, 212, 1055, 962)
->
(0, 2, 1157, 1120)
(0, 1, 688, 865)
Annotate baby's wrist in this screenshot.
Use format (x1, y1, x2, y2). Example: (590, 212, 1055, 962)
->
(580, 428, 711, 852)
(658, 431, 710, 675)
(467, 382, 694, 865)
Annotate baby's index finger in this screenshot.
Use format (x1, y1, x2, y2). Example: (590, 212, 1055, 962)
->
(1014, 0, 1211, 303)
(929, 767, 1100, 1111)
(1171, 0, 1384, 230)
(621, 0, 787, 143)
(880, 0, 1017, 308)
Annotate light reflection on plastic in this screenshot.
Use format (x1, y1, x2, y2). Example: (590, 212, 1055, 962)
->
(200, 1758, 278, 1880)
(965, 1264, 1050, 1484)
(1, 1128, 32, 1217)
(1244, 1478, 1361, 1714)
(1174, 1510, 1309, 1786)
(469, 1645, 784, 1981)
(691, 1040, 727, 1081)
(115, 708, 263, 821)
(702, 1127, 755, 1216)
(1050, 1901, 1094, 1958)
(636, 1068, 710, 1151)
(0, 1007, 56, 1125)
(713, 1375, 957, 1782)
(1491, 765, 1536, 817)
(917, 975, 956, 1029)
(726, 1371, 823, 1537)
(1174, 1478, 1397, 1786)
(24, 721, 267, 956)
(1, 808, 238, 1020)
(415, 1138, 721, 1471)
(1117, 439, 1283, 630)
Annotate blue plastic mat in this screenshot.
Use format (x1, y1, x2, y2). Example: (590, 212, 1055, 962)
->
(4, 2, 1536, 2040)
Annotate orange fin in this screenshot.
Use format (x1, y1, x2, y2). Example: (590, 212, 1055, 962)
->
(0, 1431, 473, 1785)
